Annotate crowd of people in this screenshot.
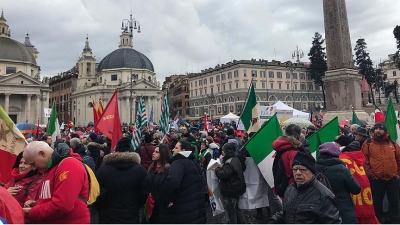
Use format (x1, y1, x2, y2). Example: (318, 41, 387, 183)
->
(0, 119, 400, 224)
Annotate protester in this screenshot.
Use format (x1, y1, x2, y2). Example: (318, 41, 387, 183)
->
(316, 142, 361, 223)
(87, 132, 107, 170)
(206, 136, 221, 160)
(215, 142, 247, 224)
(141, 144, 172, 223)
(161, 140, 207, 223)
(340, 141, 380, 224)
(333, 135, 352, 151)
(0, 187, 24, 224)
(285, 124, 309, 154)
(199, 140, 212, 173)
(23, 141, 90, 223)
(353, 127, 369, 146)
(70, 137, 95, 171)
(224, 128, 243, 153)
(362, 122, 400, 223)
(305, 125, 316, 139)
(41, 135, 52, 146)
(4, 152, 42, 208)
(269, 152, 342, 223)
(140, 133, 157, 170)
(95, 137, 147, 223)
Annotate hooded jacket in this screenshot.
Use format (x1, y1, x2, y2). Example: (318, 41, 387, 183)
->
(4, 169, 42, 207)
(95, 152, 147, 224)
(340, 142, 379, 223)
(139, 143, 157, 170)
(28, 143, 90, 224)
(87, 139, 107, 163)
(215, 155, 246, 198)
(160, 151, 207, 224)
(272, 135, 305, 185)
(316, 154, 361, 224)
(73, 144, 95, 172)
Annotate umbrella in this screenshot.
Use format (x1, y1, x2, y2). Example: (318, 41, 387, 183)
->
(87, 121, 94, 126)
(282, 118, 314, 129)
(16, 123, 38, 134)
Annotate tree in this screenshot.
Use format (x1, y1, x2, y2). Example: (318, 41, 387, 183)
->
(385, 80, 400, 103)
(308, 32, 327, 109)
(394, 25, 400, 70)
(354, 38, 379, 106)
(373, 67, 385, 104)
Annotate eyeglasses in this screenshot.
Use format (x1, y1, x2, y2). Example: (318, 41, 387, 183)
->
(292, 167, 308, 173)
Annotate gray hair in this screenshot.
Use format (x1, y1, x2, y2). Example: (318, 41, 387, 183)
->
(70, 138, 82, 149)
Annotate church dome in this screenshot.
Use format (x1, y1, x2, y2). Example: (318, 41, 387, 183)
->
(98, 48, 154, 72)
(0, 37, 37, 65)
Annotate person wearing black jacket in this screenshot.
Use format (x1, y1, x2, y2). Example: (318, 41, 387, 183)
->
(270, 152, 341, 224)
(87, 133, 107, 169)
(215, 142, 247, 224)
(160, 140, 207, 224)
(95, 137, 147, 224)
(70, 138, 95, 172)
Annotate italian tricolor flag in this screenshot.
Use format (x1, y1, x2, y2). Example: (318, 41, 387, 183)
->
(244, 113, 282, 187)
(384, 98, 400, 145)
(374, 105, 385, 123)
(47, 102, 61, 147)
(240, 83, 261, 134)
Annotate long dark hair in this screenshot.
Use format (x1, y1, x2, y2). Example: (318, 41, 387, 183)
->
(148, 144, 172, 174)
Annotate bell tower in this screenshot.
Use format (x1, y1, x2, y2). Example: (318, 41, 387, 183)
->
(0, 10, 11, 38)
(78, 35, 96, 77)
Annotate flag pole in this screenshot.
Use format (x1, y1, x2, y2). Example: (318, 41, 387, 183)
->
(237, 78, 254, 131)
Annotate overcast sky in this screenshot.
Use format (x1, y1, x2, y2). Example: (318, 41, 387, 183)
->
(4, 0, 399, 82)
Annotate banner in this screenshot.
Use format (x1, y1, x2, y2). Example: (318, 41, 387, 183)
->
(207, 159, 224, 216)
(44, 108, 52, 118)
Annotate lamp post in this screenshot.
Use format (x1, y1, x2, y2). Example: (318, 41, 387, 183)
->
(121, 14, 141, 125)
(292, 45, 304, 64)
(286, 62, 296, 108)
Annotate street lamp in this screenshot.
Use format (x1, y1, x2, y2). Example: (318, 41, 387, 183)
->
(292, 45, 304, 64)
(121, 14, 141, 125)
(286, 61, 296, 107)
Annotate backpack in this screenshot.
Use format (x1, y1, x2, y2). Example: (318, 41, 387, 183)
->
(315, 166, 335, 194)
(272, 148, 296, 197)
(58, 157, 100, 205)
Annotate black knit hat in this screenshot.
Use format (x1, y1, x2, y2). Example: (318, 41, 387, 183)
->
(372, 122, 387, 132)
(227, 128, 234, 136)
(115, 137, 132, 152)
(292, 152, 316, 174)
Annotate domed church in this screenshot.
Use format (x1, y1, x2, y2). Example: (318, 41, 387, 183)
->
(71, 22, 162, 126)
(0, 11, 50, 124)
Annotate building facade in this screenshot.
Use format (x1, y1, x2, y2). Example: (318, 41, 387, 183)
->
(0, 11, 50, 124)
(48, 69, 78, 123)
(169, 75, 190, 118)
(187, 59, 324, 120)
(71, 22, 161, 126)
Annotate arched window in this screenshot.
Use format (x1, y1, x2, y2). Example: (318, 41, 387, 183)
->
(229, 96, 234, 102)
(256, 95, 261, 101)
(268, 95, 277, 102)
(217, 98, 222, 103)
(285, 95, 293, 102)
(315, 96, 322, 102)
(1, 27, 4, 33)
(301, 95, 308, 101)
(148, 76, 152, 82)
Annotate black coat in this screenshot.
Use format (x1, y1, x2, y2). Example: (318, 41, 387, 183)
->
(87, 140, 107, 164)
(160, 152, 207, 224)
(95, 152, 147, 224)
(316, 155, 361, 224)
(270, 177, 342, 224)
(73, 144, 95, 171)
(215, 156, 246, 198)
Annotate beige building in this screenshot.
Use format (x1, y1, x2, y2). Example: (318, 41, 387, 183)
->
(187, 59, 324, 120)
(71, 26, 162, 126)
(169, 75, 190, 118)
(0, 11, 50, 124)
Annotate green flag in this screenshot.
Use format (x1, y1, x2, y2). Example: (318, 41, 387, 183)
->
(352, 110, 361, 126)
(307, 131, 320, 157)
(240, 83, 261, 133)
(307, 117, 340, 157)
(385, 98, 400, 144)
(47, 102, 61, 147)
(244, 113, 282, 187)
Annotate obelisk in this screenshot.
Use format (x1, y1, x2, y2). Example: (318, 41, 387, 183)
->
(322, 0, 369, 122)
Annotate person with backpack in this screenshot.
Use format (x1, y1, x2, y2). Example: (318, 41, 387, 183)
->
(224, 128, 243, 154)
(316, 142, 361, 224)
(70, 138, 95, 171)
(362, 122, 400, 223)
(139, 133, 157, 170)
(95, 137, 147, 223)
(214, 142, 247, 224)
(269, 152, 342, 223)
(272, 124, 306, 198)
(22, 141, 90, 224)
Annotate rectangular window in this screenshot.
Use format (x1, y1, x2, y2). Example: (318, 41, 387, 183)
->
(279, 83, 282, 89)
(200, 89, 203, 95)
(228, 72, 232, 79)
(210, 77, 213, 83)
(286, 72, 291, 79)
(236, 82, 239, 89)
(229, 83, 232, 90)
(244, 82, 248, 89)
(394, 71, 397, 77)
(222, 74, 226, 80)
(292, 73, 298, 79)
(216, 75, 220, 82)
(211, 87, 214, 95)
(203, 79, 207, 85)
(195, 90, 198, 96)
(307, 74, 311, 80)
(251, 70, 257, 77)
(195, 81, 197, 87)
(294, 83, 298, 90)
(300, 73, 306, 80)
(277, 72, 282, 78)
(308, 83, 313, 90)
(316, 85, 320, 91)
(270, 82, 274, 89)
(190, 90, 193, 97)
(204, 88, 207, 95)
(217, 86, 220, 92)
(260, 71, 266, 78)
(269, 71, 274, 78)
(301, 84, 306, 90)
(252, 81, 257, 89)
(199, 80, 203, 86)
(223, 84, 226, 91)
(262, 82, 266, 89)
(111, 74, 117, 81)
(6, 67, 16, 74)
(234, 70, 239, 77)
(287, 83, 290, 89)
(191, 82, 193, 87)
(243, 70, 247, 77)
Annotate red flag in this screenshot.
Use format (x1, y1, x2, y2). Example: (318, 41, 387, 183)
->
(374, 105, 385, 123)
(98, 97, 104, 117)
(95, 90, 121, 152)
(204, 113, 208, 131)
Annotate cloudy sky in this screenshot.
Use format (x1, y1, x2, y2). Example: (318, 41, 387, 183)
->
(4, 0, 399, 82)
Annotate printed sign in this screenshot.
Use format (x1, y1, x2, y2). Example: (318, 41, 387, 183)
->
(44, 108, 52, 118)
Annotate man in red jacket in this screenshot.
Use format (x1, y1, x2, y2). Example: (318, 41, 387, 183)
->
(22, 141, 90, 224)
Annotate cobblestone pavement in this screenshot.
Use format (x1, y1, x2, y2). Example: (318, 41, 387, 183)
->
(205, 206, 271, 224)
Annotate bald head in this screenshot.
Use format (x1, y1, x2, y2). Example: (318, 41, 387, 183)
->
(23, 141, 54, 170)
